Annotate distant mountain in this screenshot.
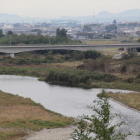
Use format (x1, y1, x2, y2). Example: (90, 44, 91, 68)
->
(59, 9, 140, 23)
(96, 11, 114, 18)
(0, 13, 22, 23)
(95, 9, 140, 22)
(0, 13, 50, 23)
(0, 9, 140, 24)
(95, 9, 140, 18)
(116, 9, 140, 17)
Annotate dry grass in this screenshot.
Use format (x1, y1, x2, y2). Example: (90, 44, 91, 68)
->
(98, 48, 120, 56)
(0, 61, 83, 69)
(0, 105, 55, 123)
(46, 61, 83, 68)
(0, 91, 72, 128)
(0, 61, 83, 78)
(83, 40, 120, 45)
(0, 90, 73, 139)
(106, 92, 140, 111)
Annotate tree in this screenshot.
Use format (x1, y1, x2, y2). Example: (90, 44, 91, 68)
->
(13, 23, 21, 27)
(31, 29, 42, 35)
(60, 28, 67, 37)
(71, 90, 131, 140)
(83, 25, 92, 32)
(0, 29, 4, 38)
(56, 28, 67, 37)
(105, 24, 117, 33)
(7, 31, 14, 35)
(56, 28, 61, 36)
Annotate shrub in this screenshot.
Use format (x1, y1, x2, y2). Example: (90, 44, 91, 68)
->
(46, 69, 117, 86)
(45, 55, 54, 60)
(125, 78, 134, 83)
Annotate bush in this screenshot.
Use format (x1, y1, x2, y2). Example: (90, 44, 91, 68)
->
(45, 55, 54, 60)
(125, 78, 134, 83)
(46, 69, 117, 86)
(84, 50, 101, 59)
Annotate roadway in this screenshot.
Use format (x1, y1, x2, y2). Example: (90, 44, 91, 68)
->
(0, 43, 140, 54)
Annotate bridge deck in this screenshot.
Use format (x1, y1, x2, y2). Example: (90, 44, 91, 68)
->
(0, 43, 140, 54)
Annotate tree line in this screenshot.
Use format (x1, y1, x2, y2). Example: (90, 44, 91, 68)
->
(0, 28, 80, 45)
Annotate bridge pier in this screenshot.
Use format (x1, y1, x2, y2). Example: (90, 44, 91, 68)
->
(7, 53, 15, 58)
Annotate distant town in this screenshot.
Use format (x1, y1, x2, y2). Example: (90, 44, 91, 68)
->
(1, 9, 140, 43)
(0, 19, 140, 41)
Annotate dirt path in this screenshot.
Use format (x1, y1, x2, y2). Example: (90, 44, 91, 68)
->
(25, 126, 75, 140)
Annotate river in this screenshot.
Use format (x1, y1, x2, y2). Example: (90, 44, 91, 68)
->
(0, 75, 139, 139)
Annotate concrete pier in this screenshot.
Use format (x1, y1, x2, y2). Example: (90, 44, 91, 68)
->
(7, 53, 15, 58)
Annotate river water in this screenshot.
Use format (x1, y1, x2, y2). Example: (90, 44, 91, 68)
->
(0, 75, 139, 139)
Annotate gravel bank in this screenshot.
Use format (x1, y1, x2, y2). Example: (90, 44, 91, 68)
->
(25, 126, 75, 140)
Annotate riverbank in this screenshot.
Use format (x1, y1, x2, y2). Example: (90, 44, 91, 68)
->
(0, 75, 140, 140)
(25, 125, 76, 140)
(106, 92, 140, 111)
(0, 90, 73, 140)
(0, 65, 140, 92)
(0, 50, 140, 139)
(0, 49, 140, 91)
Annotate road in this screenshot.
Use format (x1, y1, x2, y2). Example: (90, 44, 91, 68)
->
(0, 43, 140, 54)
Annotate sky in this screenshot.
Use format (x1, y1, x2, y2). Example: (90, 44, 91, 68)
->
(1, 0, 140, 18)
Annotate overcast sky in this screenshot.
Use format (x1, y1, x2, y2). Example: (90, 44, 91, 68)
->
(1, 0, 140, 18)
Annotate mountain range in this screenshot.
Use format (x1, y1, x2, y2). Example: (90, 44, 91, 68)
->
(0, 9, 140, 24)
(59, 9, 140, 23)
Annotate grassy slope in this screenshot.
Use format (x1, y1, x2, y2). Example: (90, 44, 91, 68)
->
(106, 92, 140, 111)
(0, 90, 73, 140)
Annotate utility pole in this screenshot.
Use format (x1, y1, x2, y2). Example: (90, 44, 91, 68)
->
(113, 20, 117, 34)
(113, 20, 117, 43)
(10, 35, 11, 46)
(49, 33, 50, 44)
(93, 11, 95, 24)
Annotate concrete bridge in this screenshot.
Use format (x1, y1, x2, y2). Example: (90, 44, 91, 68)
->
(0, 43, 140, 58)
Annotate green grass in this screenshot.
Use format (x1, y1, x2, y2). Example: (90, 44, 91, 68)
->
(0, 67, 48, 77)
(2, 119, 72, 131)
(0, 131, 27, 140)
